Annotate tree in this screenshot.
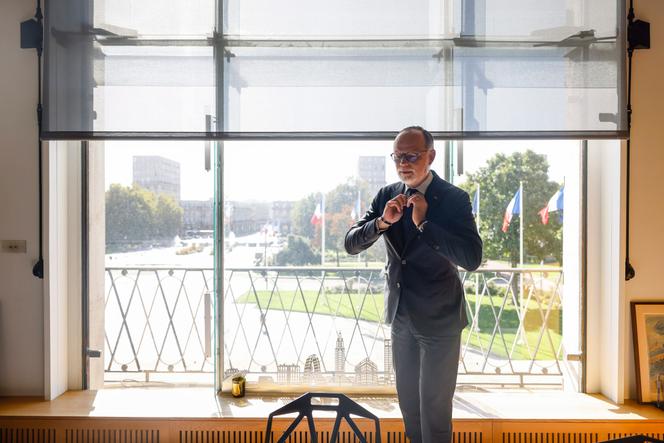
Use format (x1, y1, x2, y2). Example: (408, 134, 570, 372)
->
(106, 184, 154, 243)
(459, 150, 562, 267)
(289, 180, 374, 258)
(325, 205, 354, 253)
(155, 194, 184, 239)
(275, 235, 321, 266)
(290, 194, 318, 240)
(322, 181, 372, 254)
(106, 184, 183, 246)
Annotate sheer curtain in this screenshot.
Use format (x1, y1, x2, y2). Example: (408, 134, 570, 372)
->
(44, 0, 626, 139)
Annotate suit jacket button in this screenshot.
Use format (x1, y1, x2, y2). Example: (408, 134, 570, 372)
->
(401, 259, 407, 265)
(434, 245, 440, 250)
(396, 282, 401, 288)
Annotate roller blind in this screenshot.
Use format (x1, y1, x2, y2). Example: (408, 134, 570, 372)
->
(43, 0, 626, 139)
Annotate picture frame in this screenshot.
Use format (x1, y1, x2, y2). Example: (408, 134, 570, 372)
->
(631, 301, 664, 403)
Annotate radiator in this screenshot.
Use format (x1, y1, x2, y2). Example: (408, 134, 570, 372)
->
(0, 418, 662, 443)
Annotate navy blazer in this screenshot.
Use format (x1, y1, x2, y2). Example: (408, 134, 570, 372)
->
(344, 171, 483, 336)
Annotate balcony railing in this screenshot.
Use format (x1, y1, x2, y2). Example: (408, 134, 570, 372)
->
(105, 266, 564, 387)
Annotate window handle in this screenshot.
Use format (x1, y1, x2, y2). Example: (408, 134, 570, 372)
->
(86, 349, 102, 358)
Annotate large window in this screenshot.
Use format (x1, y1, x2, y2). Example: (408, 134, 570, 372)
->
(220, 139, 581, 390)
(54, 0, 608, 392)
(100, 141, 216, 386)
(93, 137, 582, 391)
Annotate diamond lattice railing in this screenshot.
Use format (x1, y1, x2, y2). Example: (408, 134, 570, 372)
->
(105, 267, 215, 375)
(105, 266, 564, 386)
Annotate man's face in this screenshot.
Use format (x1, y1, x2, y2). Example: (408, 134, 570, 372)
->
(392, 130, 436, 188)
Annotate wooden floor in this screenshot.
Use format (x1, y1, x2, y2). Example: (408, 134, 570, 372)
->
(1, 387, 664, 442)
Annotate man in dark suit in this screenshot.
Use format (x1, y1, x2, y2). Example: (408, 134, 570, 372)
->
(344, 126, 482, 443)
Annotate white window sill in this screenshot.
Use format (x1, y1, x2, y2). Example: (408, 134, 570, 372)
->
(1, 387, 663, 421)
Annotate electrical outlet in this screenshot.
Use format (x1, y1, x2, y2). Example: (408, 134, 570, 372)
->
(1, 240, 27, 253)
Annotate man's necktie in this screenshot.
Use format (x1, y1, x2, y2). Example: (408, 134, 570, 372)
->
(402, 188, 418, 236)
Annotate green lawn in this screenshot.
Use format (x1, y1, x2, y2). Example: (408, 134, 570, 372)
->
(237, 290, 383, 323)
(463, 291, 562, 360)
(237, 289, 562, 361)
(462, 323, 562, 361)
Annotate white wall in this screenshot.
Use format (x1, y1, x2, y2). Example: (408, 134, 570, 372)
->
(585, 140, 626, 403)
(0, 0, 45, 395)
(44, 142, 82, 399)
(1, 0, 664, 399)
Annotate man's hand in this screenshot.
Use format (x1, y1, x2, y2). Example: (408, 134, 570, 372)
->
(382, 194, 408, 224)
(407, 192, 428, 227)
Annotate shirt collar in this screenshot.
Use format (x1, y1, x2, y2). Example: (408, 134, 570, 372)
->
(405, 171, 433, 195)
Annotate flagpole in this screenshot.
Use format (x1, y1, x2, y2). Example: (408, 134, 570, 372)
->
(519, 181, 525, 303)
(475, 184, 481, 331)
(519, 181, 524, 268)
(518, 181, 525, 346)
(357, 190, 361, 264)
(321, 192, 326, 267)
(476, 184, 481, 229)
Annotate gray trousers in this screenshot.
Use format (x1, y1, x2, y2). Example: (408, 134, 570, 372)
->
(391, 307, 461, 443)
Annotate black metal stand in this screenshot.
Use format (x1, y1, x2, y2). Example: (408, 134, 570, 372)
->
(264, 392, 382, 443)
(20, 0, 44, 279)
(624, 0, 650, 281)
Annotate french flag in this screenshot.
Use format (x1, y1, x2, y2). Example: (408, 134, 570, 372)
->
(538, 186, 564, 225)
(310, 203, 322, 225)
(501, 188, 521, 233)
(471, 188, 480, 217)
(350, 191, 361, 220)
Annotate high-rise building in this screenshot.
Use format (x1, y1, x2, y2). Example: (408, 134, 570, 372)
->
(270, 200, 294, 234)
(181, 199, 213, 231)
(358, 156, 386, 196)
(132, 155, 181, 201)
(226, 201, 270, 236)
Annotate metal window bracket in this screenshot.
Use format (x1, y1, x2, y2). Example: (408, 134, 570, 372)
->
(19, 0, 44, 279)
(624, 0, 650, 281)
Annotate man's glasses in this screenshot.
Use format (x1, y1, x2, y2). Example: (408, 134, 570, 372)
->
(390, 151, 426, 164)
